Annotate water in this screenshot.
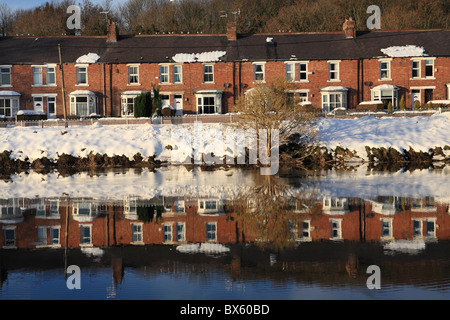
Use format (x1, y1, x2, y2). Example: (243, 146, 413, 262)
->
(0, 164, 449, 301)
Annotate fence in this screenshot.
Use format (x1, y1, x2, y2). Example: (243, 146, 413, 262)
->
(1, 108, 449, 128)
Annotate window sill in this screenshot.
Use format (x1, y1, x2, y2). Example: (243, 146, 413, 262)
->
(127, 83, 141, 86)
(32, 84, 57, 87)
(0, 85, 13, 88)
(327, 80, 341, 83)
(75, 84, 90, 87)
(379, 78, 392, 81)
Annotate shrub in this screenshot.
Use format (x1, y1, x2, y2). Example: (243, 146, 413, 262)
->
(399, 95, 406, 111)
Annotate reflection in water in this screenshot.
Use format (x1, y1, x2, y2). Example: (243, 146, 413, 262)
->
(0, 165, 449, 299)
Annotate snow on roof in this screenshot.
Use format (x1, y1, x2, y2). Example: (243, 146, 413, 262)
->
(172, 51, 226, 63)
(380, 45, 426, 58)
(69, 90, 96, 95)
(320, 86, 348, 92)
(0, 90, 21, 96)
(76, 52, 101, 64)
(372, 84, 399, 90)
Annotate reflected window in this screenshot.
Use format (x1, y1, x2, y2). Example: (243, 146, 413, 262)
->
(163, 224, 172, 243)
(381, 218, 393, 239)
(50, 227, 60, 245)
(300, 220, 311, 240)
(206, 222, 217, 242)
(132, 223, 143, 243)
(176, 222, 185, 242)
(3, 226, 16, 248)
(330, 219, 342, 240)
(80, 224, 92, 246)
(413, 219, 422, 237)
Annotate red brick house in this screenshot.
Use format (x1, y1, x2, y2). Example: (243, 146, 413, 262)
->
(0, 20, 449, 119)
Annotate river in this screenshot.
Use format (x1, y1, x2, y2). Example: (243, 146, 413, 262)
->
(0, 164, 449, 300)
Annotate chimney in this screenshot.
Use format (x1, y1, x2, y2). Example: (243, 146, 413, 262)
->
(106, 19, 118, 42)
(226, 22, 237, 41)
(343, 17, 356, 38)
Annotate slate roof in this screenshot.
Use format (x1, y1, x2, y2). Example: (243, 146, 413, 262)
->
(0, 29, 449, 65)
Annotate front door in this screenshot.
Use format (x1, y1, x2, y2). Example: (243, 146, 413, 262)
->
(47, 96, 56, 119)
(33, 96, 44, 113)
(411, 90, 420, 110)
(174, 94, 183, 115)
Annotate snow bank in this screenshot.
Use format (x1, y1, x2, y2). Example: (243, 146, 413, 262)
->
(76, 53, 101, 63)
(317, 112, 450, 161)
(172, 51, 226, 63)
(380, 45, 426, 57)
(176, 243, 230, 254)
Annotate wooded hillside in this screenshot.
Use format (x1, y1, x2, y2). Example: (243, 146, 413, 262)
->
(1, 0, 449, 37)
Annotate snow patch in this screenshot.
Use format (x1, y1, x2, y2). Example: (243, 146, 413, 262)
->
(76, 53, 101, 64)
(176, 243, 230, 254)
(172, 51, 226, 63)
(380, 45, 426, 57)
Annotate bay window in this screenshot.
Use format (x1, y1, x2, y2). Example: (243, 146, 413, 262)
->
(321, 86, 348, 112)
(69, 90, 97, 116)
(195, 90, 222, 114)
(371, 84, 398, 110)
(0, 91, 20, 117)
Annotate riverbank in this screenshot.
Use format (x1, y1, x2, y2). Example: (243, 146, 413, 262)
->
(0, 113, 449, 174)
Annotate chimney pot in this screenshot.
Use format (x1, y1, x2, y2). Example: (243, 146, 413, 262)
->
(343, 17, 356, 38)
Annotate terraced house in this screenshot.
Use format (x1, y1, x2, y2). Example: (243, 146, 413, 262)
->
(0, 19, 449, 119)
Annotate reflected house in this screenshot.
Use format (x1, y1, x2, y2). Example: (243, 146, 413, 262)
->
(0, 194, 449, 250)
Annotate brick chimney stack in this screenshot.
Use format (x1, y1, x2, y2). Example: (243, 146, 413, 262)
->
(226, 22, 237, 41)
(343, 17, 356, 38)
(106, 19, 118, 42)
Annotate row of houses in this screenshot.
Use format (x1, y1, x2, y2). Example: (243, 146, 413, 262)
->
(0, 19, 449, 119)
(1, 195, 448, 250)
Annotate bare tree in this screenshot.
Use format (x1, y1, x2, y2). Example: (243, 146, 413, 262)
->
(0, 3, 13, 36)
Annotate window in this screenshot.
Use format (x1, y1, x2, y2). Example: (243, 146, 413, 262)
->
(132, 223, 143, 243)
(371, 85, 398, 110)
(424, 59, 434, 78)
(412, 60, 420, 78)
(254, 63, 265, 82)
(203, 64, 214, 83)
(176, 222, 185, 242)
(286, 63, 295, 81)
(46, 67, 56, 85)
(379, 60, 391, 80)
(33, 67, 43, 85)
(3, 226, 16, 247)
(0, 96, 20, 117)
(321, 87, 348, 112)
(299, 62, 308, 81)
(50, 227, 60, 245)
(76, 66, 88, 85)
(69, 92, 97, 116)
(381, 219, 393, 239)
(173, 65, 182, 83)
(80, 224, 92, 245)
(128, 65, 139, 84)
(195, 91, 223, 114)
(160, 65, 169, 83)
(37, 226, 47, 246)
(330, 219, 342, 240)
(163, 224, 172, 243)
(413, 219, 422, 237)
(300, 220, 311, 240)
(0, 66, 11, 86)
(206, 222, 217, 242)
(328, 61, 340, 81)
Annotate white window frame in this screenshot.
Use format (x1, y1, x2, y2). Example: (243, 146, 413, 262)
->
(0, 65, 12, 87)
(32, 66, 43, 86)
(128, 64, 140, 85)
(160, 64, 169, 84)
(131, 223, 144, 244)
(206, 222, 217, 242)
(163, 223, 173, 243)
(195, 91, 223, 114)
(330, 218, 342, 240)
(380, 218, 393, 240)
(379, 58, 392, 80)
(173, 64, 183, 84)
(3, 226, 16, 248)
(327, 60, 340, 82)
(411, 59, 421, 79)
(46, 65, 56, 85)
(203, 64, 214, 83)
(424, 59, 435, 79)
(371, 85, 399, 110)
(299, 219, 312, 242)
(176, 222, 186, 242)
(0, 94, 20, 117)
(253, 62, 266, 82)
(79, 224, 92, 246)
(76, 64, 88, 86)
(321, 87, 348, 112)
(69, 92, 97, 117)
(285, 62, 295, 81)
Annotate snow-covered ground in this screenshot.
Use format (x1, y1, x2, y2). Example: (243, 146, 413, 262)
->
(0, 112, 449, 162)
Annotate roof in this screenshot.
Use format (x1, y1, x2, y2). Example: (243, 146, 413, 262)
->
(0, 29, 449, 65)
